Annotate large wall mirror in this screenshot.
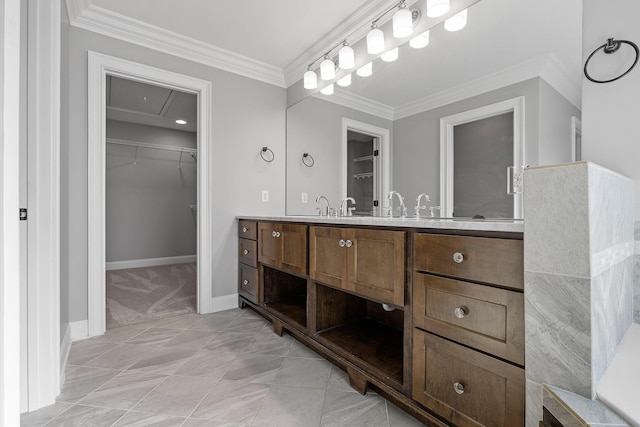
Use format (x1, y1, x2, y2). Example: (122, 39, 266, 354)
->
(286, 0, 583, 217)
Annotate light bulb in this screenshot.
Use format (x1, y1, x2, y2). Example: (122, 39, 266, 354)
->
(320, 57, 336, 80)
(410, 30, 430, 49)
(356, 62, 372, 77)
(337, 73, 352, 87)
(381, 47, 399, 62)
(393, 4, 413, 38)
(367, 25, 385, 55)
(338, 44, 355, 70)
(303, 69, 317, 89)
(426, 0, 450, 18)
(320, 83, 334, 95)
(445, 8, 467, 31)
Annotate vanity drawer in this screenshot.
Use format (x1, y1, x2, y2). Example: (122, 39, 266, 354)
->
(238, 264, 259, 303)
(239, 238, 258, 268)
(238, 220, 257, 240)
(413, 233, 523, 290)
(413, 273, 524, 366)
(413, 330, 524, 427)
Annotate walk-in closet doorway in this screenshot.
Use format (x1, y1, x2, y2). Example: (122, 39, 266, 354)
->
(88, 52, 213, 337)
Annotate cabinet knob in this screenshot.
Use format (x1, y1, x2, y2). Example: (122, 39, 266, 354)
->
(454, 306, 468, 319)
(243, 279, 249, 285)
(345, 239, 353, 248)
(453, 252, 464, 263)
(242, 227, 248, 233)
(453, 382, 465, 395)
(339, 239, 346, 247)
(272, 231, 277, 237)
(243, 249, 249, 255)
(276, 231, 281, 237)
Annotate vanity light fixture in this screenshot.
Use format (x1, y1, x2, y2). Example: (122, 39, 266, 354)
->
(367, 23, 385, 55)
(410, 29, 430, 48)
(393, 1, 413, 38)
(444, 8, 468, 31)
(337, 73, 352, 87)
(320, 56, 336, 80)
(175, 119, 187, 125)
(356, 62, 373, 77)
(426, 0, 450, 18)
(304, 67, 318, 89)
(320, 83, 334, 95)
(338, 42, 355, 70)
(381, 47, 399, 62)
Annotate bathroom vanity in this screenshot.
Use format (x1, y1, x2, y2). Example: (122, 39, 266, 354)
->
(237, 215, 524, 427)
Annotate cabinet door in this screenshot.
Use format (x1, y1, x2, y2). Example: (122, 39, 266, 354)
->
(346, 228, 405, 307)
(258, 222, 279, 267)
(280, 223, 308, 276)
(309, 226, 347, 289)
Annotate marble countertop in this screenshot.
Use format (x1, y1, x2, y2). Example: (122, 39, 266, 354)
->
(237, 215, 524, 233)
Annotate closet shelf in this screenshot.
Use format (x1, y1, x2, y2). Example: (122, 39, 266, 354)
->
(353, 155, 374, 163)
(353, 172, 374, 180)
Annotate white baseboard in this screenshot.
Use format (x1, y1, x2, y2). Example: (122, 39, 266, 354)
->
(208, 293, 239, 313)
(69, 320, 88, 341)
(59, 324, 72, 386)
(106, 255, 197, 271)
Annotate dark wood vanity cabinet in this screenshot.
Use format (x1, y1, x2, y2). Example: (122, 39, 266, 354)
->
(309, 226, 405, 307)
(238, 220, 259, 303)
(257, 222, 308, 277)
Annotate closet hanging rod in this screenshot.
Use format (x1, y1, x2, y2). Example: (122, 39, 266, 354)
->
(106, 138, 197, 154)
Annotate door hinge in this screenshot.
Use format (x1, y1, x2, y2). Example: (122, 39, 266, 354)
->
(373, 150, 379, 156)
(373, 200, 379, 207)
(19, 208, 27, 221)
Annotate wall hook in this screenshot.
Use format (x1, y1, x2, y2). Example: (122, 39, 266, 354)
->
(260, 146, 275, 162)
(302, 152, 315, 167)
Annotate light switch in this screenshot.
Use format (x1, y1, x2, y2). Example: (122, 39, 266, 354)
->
(301, 192, 308, 203)
(261, 190, 269, 202)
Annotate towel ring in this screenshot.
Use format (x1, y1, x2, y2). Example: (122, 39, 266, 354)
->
(302, 152, 315, 167)
(584, 38, 639, 83)
(260, 146, 275, 162)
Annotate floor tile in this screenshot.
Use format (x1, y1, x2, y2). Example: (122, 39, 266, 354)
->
(387, 401, 426, 426)
(20, 401, 72, 427)
(287, 340, 323, 359)
(57, 365, 121, 403)
(222, 354, 284, 384)
(252, 384, 325, 427)
(67, 340, 118, 366)
(162, 329, 217, 350)
(125, 328, 183, 346)
(86, 343, 155, 370)
(223, 317, 268, 334)
(78, 370, 167, 410)
(126, 347, 196, 375)
(189, 315, 235, 331)
(246, 328, 293, 356)
(202, 331, 256, 354)
(326, 365, 358, 393)
(45, 404, 126, 426)
(155, 313, 201, 330)
(133, 375, 216, 417)
(112, 410, 185, 426)
(191, 380, 269, 424)
(94, 321, 160, 343)
(174, 349, 238, 379)
(273, 357, 331, 389)
(208, 308, 244, 318)
(182, 419, 244, 427)
(320, 389, 388, 427)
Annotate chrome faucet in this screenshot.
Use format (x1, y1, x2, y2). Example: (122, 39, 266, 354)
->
(414, 193, 431, 218)
(316, 195, 331, 217)
(340, 197, 356, 217)
(388, 191, 407, 218)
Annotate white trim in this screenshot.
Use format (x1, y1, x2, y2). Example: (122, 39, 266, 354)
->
(59, 325, 71, 386)
(440, 97, 525, 219)
(69, 320, 88, 341)
(571, 116, 582, 162)
(317, 89, 394, 121)
(66, 0, 284, 87)
(26, 0, 61, 411)
(106, 255, 197, 271)
(341, 119, 391, 213)
(210, 294, 240, 313)
(88, 52, 214, 338)
(1, 0, 22, 423)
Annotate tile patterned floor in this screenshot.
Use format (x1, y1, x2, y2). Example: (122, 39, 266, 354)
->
(21, 308, 426, 427)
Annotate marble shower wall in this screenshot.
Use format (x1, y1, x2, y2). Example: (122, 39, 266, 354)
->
(523, 162, 634, 426)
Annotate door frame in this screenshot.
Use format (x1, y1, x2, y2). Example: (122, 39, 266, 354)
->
(440, 96, 525, 219)
(341, 118, 390, 211)
(87, 52, 213, 337)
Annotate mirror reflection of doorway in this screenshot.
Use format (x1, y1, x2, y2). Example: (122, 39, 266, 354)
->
(346, 130, 378, 216)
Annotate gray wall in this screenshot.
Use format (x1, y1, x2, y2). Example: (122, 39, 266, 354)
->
(63, 25, 286, 323)
(538, 79, 581, 165)
(106, 120, 197, 262)
(286, 96, 393, 215)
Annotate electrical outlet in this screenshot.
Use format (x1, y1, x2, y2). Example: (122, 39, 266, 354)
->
(261, 190, 269, 202)
(301, 192, 308, 203)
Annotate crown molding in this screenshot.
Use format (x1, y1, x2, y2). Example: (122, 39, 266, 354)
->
(314, 88, 394, 121)
(538, 54, 582, 110)
(65, 0, 285, 87)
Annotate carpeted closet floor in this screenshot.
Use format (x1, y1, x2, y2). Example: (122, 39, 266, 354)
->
(106, 263, 197, 329)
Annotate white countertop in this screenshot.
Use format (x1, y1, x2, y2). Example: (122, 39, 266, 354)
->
(237, 215, 524, 233)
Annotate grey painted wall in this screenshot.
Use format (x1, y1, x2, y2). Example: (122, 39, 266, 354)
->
(106, 120, 197, 262)
(538, 79, 581, 165)
(63, 25, 286, 323)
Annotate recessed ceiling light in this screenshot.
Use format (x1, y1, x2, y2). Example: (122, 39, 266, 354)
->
(175, 119, 187, 125)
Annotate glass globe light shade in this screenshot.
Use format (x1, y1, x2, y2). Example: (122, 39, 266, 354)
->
(367, 26, 385, 55)
(336, 73, 352, 87)
(320, 83, 334, 95)
(303, 69, 317, 89)
(338, 45, 355, 70)
(410, 30, 430, 48)
(426, 0, 450, 18)
(393, 6, 413, 38)
(444, 9, 467, 32)
(356, 62, 373, 77)
(320, 57, 336, 80)
(381, 47, 399, 62)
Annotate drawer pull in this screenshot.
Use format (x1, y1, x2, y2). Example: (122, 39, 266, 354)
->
(345, 239, 353, 248)
(272, 231, 277, 237)
(454, 306, 468, 319)
(453, 252, 464, 263)
(453, 382, 465, 395)
(243, 279, 249, 285)
(339, 239, 346, 247)
(276, 231, 281, 237)
(242, 227, 249, 233)
(243, 249, 249, 255)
